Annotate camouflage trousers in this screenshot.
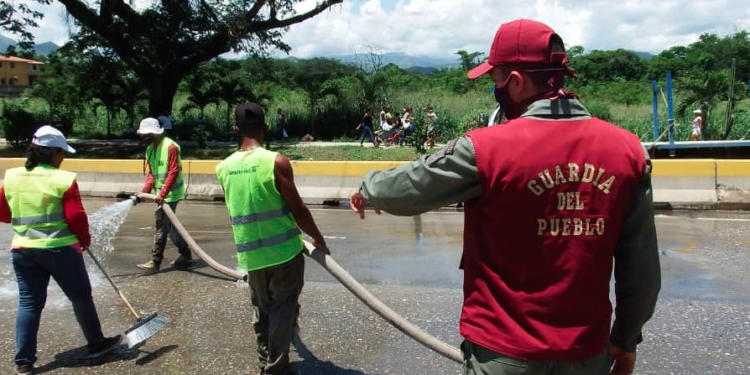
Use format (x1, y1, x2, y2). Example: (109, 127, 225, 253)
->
(151, 201, 190, 264)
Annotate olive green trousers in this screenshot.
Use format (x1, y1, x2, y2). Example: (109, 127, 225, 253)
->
(462, 340, 610, 375)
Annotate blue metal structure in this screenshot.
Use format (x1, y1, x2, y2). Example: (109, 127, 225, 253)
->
(645, 140, 750, 150)
(666, 72, 676, 157)
(652, 80, 659, 142)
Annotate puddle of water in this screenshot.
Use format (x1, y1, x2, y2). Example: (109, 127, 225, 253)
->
(660, 250, 750, 302)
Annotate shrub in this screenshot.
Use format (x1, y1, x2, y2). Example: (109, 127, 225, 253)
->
(586, 102, 613, 122)
(1, 101, 38, 150)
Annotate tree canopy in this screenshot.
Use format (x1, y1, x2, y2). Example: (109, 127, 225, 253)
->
(3, 0, 342, 115)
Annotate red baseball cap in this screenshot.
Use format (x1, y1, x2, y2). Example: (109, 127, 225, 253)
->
(468, 19, 566, 80)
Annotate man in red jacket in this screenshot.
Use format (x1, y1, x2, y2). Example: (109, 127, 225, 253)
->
(350, 19, 660, 375)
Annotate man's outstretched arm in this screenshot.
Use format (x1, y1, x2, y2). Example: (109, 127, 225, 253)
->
(275, 154, 329, 253)
(352, 136, 482, 218)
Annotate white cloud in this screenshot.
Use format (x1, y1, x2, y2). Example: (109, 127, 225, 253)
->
(7, 0, 750, 57)
(275, 0, 750, 57)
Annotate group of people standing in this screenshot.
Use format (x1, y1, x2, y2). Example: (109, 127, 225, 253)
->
(3, 18, 661, 375)
(357, 105, 438, 148)
(2, 103, 327, 375)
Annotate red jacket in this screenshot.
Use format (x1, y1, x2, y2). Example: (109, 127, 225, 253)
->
(0, 181, 91, 251)
(462, 115, 646, 361)
(141, 143, 180, 196)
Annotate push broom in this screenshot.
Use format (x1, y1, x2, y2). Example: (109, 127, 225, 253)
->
(86, 250, 171, 348)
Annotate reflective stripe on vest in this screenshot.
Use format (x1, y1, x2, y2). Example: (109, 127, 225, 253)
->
(11, 212, 66, 226)
(14, 228, 74, 239)
(154, 166, 184, 179)
(216, 148, 303, 272)
(3, 165, 80, 249)
(146, 137, 185, 202)
(236, 228, 301, 253)
(230, 207, 290, 225)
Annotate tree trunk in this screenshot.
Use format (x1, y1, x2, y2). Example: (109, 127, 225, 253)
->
(722, 59, 737, 140)
(226, 102, 232, 133)
(309, 96, 316, 136)
(702, 105, 709, 140)
(145, 73, 181, 117)
(106, 108, 112, 137)
(128, 104, 135, 129)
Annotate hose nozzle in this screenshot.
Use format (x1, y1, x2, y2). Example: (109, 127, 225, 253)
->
(129, 195, 141, 205)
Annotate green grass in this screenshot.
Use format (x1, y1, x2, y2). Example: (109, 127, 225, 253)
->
(278, 145, 436, 161)
(0, 143, 435, 161)
(4, 87, 749, 144)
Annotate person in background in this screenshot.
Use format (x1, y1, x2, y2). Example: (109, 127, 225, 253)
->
(358, 109, 376, 147)
(216, 102, 329, 375)
(277, 109, 288, 142)
(350, 19, 660, 375)
(391, 112, 403, 144)
(399, 106, 415, 147)
(379, 106, 388, 129)
(691, 109, 703, 141)
(425, 107, 438, 148)
(157, 113, 173, 137)
(1, 126, 122, 375)
(134, 118, 192, 272)
(124, 125, 136, 139)
(385, 107, 394, 125)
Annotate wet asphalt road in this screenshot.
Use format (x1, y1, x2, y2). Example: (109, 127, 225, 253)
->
(1, 200, 750, 375)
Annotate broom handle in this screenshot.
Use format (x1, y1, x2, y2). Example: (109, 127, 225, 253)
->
(86, 250, 142, 321)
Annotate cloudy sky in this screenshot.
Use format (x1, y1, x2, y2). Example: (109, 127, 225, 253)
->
(15, 0, 750, 58)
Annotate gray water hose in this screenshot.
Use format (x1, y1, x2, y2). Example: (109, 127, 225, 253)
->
(135, 194, 463, 364)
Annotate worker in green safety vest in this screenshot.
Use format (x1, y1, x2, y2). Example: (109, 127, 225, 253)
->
(134, 117, 192, 272)
(1, 126, 122, 375)
(216, 102, 329, 375)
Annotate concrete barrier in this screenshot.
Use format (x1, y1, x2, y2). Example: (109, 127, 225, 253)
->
(651, 160, 718, 208)
(716, 160, 750, 208)
(0, 158, 749, 208)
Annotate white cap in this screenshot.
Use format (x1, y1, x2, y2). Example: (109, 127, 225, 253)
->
(693, 109, 702, 114)
(32, 126, 76, 154)
(137, 118, 164, 135)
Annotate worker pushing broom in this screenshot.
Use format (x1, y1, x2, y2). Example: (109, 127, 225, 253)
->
(0, 127, 151, 375)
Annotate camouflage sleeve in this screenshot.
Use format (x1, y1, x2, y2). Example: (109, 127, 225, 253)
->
(610, 145, 662, 352)
(359, 136, 482, 216)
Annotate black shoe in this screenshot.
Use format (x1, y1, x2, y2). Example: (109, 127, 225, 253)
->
(15, 364, 33, 375)
(171, 254, 193, 267)
(87, 335, 122, 358)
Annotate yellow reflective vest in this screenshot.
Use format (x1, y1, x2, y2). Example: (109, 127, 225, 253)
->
(216, 148, 302, 272)
(4, 164, 80, 249)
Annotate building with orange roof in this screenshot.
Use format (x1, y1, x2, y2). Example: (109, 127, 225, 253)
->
(1, 55, 44, 98)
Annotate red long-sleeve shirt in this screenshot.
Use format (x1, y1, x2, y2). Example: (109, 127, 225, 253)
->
(0, 181, 91, 252)
(141, 144, 180, 197)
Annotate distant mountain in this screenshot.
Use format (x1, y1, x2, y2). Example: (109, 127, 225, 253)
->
(33, 42, 60, 55)
(0, 35, 60, 55)
(331, 52, 459, 71)
(0, 34, 14, 52)
(634, 51, 654, 60)
(405, 66, 437, 74)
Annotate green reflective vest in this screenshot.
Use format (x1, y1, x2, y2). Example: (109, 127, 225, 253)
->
(146, 137, 185, 202)
(216, 148, 303, 272)
(3, 164, 80, 249)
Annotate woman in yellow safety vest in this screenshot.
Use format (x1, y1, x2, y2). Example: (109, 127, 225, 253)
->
(0, 126, 121, 375)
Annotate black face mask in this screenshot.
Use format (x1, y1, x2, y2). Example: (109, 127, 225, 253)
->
(493, 75, 524, 121)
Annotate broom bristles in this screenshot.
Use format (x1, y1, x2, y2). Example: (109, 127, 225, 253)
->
(125, 312, 171, 349)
